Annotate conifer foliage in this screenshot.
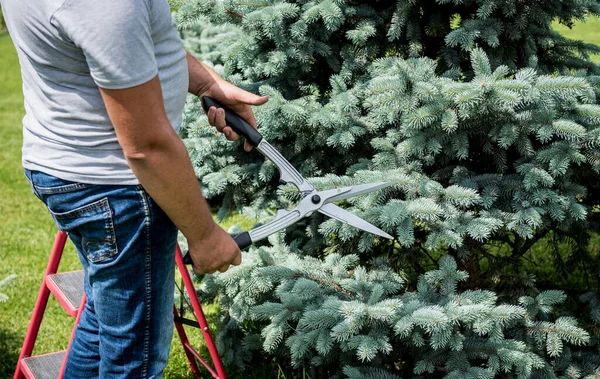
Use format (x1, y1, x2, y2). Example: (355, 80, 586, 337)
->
(176, 0, 600, 377)
(200, 236, 592, 378)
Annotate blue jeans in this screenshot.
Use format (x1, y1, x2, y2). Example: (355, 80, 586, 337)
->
(25, 169, 178, 378)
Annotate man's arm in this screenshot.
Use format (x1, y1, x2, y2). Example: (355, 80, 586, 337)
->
(185, 52, 268, 151)
(99, 75, 240, 274)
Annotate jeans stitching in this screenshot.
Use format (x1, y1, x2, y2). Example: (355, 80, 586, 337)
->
(29, 171, 174, 377)
(50, 197, 111, 220)
(82, 203, 119, 263)
(104, 202, 118, 258)
(137, 188, 152, 378)
(34, 182, 90, 194)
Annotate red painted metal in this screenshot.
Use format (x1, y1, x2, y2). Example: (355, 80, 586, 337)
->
(58, 294, 86, 379)
(173, 306, 203, 378)
(45, 274, 80, 318)
(182, 340, 219, 378)
(175, 245, 227, 379)
(15, 231, 226, 379)
(14, 231, 68, 379)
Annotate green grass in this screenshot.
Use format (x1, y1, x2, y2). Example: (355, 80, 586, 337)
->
(0, 32, 79, 377)
(552, 15, 600, 63)
(0, 33, 231, 379)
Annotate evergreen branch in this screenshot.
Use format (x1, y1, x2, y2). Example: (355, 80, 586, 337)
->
(177, 2, 600, 375)
(525, 323, 589, 345)
(295, 273, 354, 297)
(581, 368, 600, 379)
(420, 247, 439, 266)
(225, 9, 244, 18)
(235, 2, 268, 7)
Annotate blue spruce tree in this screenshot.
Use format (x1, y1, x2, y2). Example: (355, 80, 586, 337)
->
(175, 0, 600, 377)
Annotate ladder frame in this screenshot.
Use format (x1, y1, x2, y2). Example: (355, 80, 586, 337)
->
(14, 231, 227, 379)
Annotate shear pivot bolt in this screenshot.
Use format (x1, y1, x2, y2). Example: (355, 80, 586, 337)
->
(311, 195, 321, 204)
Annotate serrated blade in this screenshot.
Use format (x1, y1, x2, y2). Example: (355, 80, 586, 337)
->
(318, 203, 393, 239)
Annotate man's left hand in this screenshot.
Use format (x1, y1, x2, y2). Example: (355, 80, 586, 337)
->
(204, 79, 268, 151)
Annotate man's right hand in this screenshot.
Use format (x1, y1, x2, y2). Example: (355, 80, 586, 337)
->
(187, 223, 242, 274)
(99, 75, 242, 276)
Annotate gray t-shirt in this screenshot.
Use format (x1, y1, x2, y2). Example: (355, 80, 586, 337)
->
(1, 0, 189, 185)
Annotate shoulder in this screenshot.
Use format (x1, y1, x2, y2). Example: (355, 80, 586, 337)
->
(51, 0, 152, 36)
(50, 0, 155, 56)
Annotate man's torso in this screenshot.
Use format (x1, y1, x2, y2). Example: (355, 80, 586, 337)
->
(0, 0, 189, 184)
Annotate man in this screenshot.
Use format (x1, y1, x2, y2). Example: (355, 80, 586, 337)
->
(1, 0, 266, 377)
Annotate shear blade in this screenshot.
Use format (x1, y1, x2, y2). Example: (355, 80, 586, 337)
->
(323, 182, 395, 204)
(318, 203, 393, 239)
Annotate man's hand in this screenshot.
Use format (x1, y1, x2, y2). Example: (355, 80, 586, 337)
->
(186, 53, 268, 151)
(99, 75, 242, 275)
(187, 223, 242, 274)
(203, 79, 268, 151)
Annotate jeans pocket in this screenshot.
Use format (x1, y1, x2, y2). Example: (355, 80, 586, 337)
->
(26, 169, 90, 195)
(49, 197, 118, 263)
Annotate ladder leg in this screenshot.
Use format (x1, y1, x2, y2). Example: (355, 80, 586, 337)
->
(58, 293, 86, 379)
(14, 231, 68, 379)
(175, 244, 228, 379)
(173, 305, 202, 378)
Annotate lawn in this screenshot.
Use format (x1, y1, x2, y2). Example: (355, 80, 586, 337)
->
(0, 32, 224, 379)
(0, 15, 599, 379)
(0, 33, 81, 377)
(552, 15, 600, 63)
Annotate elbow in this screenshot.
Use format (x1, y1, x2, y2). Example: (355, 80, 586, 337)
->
(122, 134, 182, 164)
(124, 149, 153, 163)
(123, 140, 168, 163)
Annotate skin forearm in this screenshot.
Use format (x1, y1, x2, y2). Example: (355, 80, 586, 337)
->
(100, 72, 249, 274)
(125, 131, 217, 248)
(186, 52, 220, 96)
(98, 53, 268, 273)
(99, 76, 217, 249)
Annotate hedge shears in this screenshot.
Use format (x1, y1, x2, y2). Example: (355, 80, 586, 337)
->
(183, 97, 393, 264)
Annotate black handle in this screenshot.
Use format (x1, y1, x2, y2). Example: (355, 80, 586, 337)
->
(182, 232, 252, 265)
(201, 96, 263, 147)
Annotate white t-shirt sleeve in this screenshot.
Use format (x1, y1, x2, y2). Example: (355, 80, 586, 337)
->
(51, 0, 158, 89)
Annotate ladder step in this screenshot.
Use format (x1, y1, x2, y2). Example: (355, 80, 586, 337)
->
(46, 271, 84, 317)
(21, 351, 65, 379)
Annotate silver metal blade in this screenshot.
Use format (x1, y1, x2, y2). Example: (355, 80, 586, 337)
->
(257, 140, 314, 193)
(318, 203, 393, 239)
(248, 208, 304, 243)
(323, 182, 395, 204)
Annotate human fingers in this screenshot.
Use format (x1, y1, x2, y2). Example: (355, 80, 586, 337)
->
(217, 252, 241, 273)
(207, 106, 217, 126)
(217, 263, 230, 273)
(228, 104, 260, 129)
(223, 104, 257, 151)
(208, 107, 231, 134)
(192, 264, 210, 275)
(223, 103, 259, 151)
(216, 108, 244, 141)
(231, 250, 242, 266)
(213, 107, 226, 132)
(227, 92, 268, 128)
(191, 256, 231, 276)
(192, 252, 239, 275)
(236, 91, 269, 107)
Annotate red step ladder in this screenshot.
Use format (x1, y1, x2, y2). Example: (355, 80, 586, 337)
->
(14, 231, 227, 379)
